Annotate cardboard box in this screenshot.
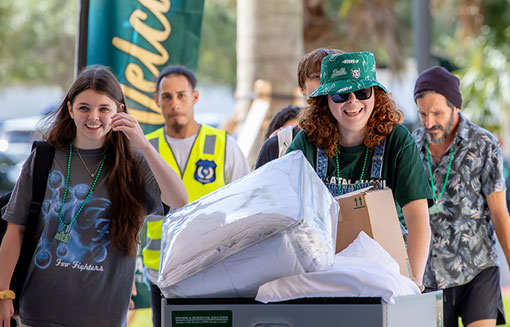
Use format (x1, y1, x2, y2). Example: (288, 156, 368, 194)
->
(335, 188, 413, 278)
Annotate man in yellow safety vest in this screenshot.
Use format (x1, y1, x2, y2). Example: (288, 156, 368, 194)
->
(143, 65, 250, 326)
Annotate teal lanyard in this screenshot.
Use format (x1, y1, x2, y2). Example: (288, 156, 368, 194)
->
(426, 139, 454, 202)
(54, 143, 106, 243)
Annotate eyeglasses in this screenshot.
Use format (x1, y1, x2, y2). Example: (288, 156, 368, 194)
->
(330, 87, 373, 103)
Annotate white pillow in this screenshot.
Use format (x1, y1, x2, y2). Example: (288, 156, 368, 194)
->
(256, 231, 420, 304)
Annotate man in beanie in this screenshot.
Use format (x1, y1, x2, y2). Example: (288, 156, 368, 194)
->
(412, 66, 510, 327)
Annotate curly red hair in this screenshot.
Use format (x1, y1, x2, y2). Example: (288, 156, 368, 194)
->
(299, 87, 404, 157)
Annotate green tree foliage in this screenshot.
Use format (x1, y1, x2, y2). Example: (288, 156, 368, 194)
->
(482, 0, 510, 49)
(456, 39, 510, 133)
(0, 0, 237, 89)
(196, 0, 237, 88)
(434, 0, 510, 134)
(0, 0, 77, 89)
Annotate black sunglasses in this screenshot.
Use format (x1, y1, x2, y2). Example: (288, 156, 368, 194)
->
(330, 87, 373, 103)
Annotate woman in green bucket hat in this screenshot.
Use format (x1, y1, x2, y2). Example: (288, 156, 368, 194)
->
(287, 51, 432, 291)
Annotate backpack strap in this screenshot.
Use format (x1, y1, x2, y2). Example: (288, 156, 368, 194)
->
(277, 126, 295, 158)
(28, 141, 55, 217)
(11, 141, 54, 313)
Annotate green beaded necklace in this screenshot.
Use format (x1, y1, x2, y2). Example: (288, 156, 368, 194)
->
(54, 143, 106, 243)
(335, 148, 368, 195)
(426, 139, 454, 204)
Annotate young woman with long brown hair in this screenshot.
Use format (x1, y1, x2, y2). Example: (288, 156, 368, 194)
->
(287, 51, 432, 292)
(0, 65, 187, 327)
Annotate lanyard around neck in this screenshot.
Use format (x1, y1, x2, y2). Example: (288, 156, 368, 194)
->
(335, 148, 368, 195)
(54, 143, 106, 243)
(426, 139, 454, 202)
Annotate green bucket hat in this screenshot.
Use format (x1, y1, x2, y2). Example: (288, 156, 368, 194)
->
(310, 51, 387, 98)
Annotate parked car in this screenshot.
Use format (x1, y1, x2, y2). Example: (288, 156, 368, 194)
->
(0, 115, 44, 192)
(0, 153, 15, 194)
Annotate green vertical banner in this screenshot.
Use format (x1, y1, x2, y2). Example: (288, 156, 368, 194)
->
(86, 0, 205, 133)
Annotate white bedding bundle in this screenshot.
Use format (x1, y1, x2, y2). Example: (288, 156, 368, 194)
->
(158, 150, 339, 298)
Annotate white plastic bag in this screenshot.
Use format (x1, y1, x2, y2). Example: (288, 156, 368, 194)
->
(158, 150, 339, 298)
(256, 231, 420, 304)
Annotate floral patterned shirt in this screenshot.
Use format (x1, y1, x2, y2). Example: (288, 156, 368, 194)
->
(413, 113, 506, 289)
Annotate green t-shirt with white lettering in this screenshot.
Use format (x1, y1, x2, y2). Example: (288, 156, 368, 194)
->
(287, 124, 432, 223)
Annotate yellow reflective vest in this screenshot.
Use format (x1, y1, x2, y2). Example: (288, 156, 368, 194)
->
(143, 125, 227, 270)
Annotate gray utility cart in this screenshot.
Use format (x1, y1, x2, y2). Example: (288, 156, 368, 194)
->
(162, 291, 443, 327)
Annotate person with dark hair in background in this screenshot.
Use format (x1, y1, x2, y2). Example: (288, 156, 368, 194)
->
(0, 65, 188, 327)
(287, 51, 432, 292)
(413, 66, 510, 327)
(143, 65, 249, 327)
(264, 105, 301, 140)
(256, 105, 302, 162)
(255, 48, 342, 169)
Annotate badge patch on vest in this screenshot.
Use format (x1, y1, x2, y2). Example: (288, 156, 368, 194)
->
(194, 159, 217, 184)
